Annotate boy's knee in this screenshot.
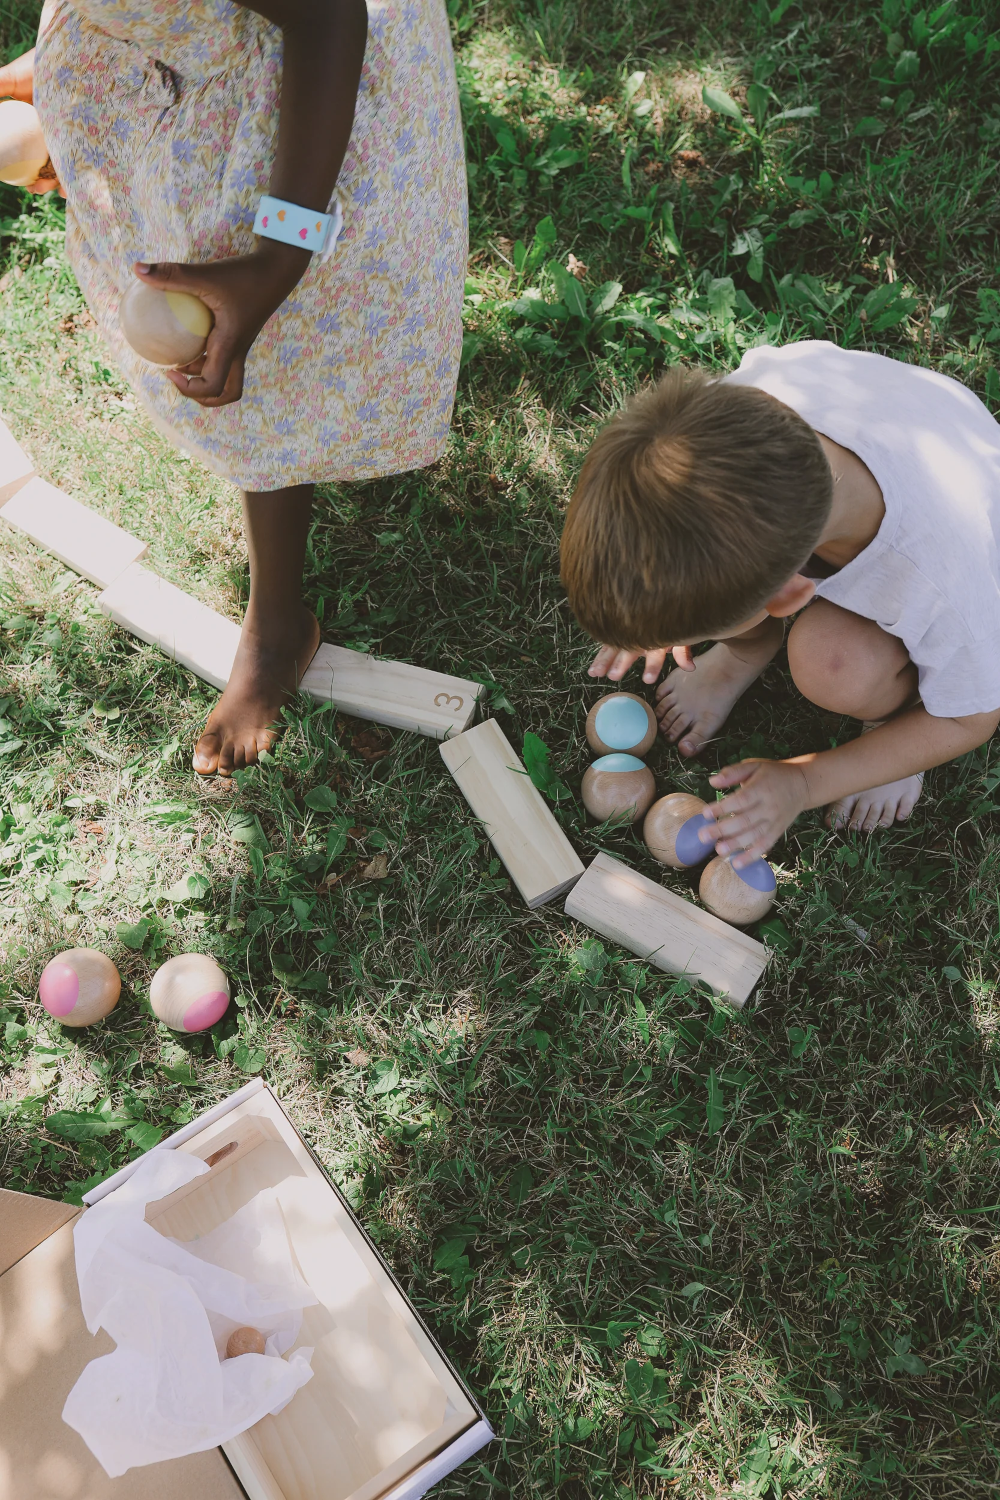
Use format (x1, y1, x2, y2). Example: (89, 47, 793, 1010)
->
(787, 603, 892, 714)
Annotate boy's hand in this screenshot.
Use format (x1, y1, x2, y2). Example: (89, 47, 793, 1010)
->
(698, 758, 811, 868)
(134, 241, 310, 407)
(588, 643, 695, 684)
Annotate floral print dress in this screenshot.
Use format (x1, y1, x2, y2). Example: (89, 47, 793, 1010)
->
(33, 0, 467, 491)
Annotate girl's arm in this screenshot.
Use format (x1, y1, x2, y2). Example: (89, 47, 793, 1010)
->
(137, 0, 368, 406)
(698, 703, 1000, 866)
(0, 47, 35, 102)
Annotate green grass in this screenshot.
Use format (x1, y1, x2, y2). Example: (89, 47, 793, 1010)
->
(4, 1, 1000, 1494)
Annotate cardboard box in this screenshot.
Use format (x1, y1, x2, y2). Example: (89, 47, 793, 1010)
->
(0, 1080, 493, 1499)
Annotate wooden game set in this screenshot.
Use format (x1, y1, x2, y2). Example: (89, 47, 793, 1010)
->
(0, 412, 770, 1006)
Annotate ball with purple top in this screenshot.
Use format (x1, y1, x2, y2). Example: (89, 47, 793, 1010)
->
(699, 853, 776, 924)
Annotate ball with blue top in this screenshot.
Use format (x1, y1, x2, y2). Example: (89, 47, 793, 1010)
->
(643, 792, 718, 868)
(699, 853, 776, 924)
(581, 752, 657, 824)
(586, 692, 658, 758)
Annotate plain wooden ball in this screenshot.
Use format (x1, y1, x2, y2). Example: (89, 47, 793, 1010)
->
(585, 692, 658, 758)
(38, 948, 120, 1027)
(581, 754, 656, 824)
(119, 281, 213, 366)
(642, 793, 717, 868)
(699, 855, 776, 925)
(0, 100, 48, 187)
(226, 1326, 266, 1359)
(150, 953, 230, 1032)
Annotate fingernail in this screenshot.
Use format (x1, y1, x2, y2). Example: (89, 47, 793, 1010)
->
(136, 261, 155, 274)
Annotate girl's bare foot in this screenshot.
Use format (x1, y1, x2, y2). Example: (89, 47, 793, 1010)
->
(826, 771, 924, 832)
(193, 605, 320, 776)
(655, 618, 784, 756)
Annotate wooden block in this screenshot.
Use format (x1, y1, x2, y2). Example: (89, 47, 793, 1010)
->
(0, 412, 34, 505)
(564, 851, 768, 1007)
(439, 717, 584, 908)
(98, 563, 239, 689)
(1, 475, 147, 587)
(301, 641, 480, 739)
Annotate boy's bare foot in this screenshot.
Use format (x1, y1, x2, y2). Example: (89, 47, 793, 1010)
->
(193, 605, 320, 776)
(655, 620, 783, 756)
(826, 717, 924, 832)
(826, 771, 924, 832)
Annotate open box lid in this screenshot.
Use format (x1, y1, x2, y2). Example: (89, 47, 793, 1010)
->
(0, 1188, 245, 1499)
(2, 1080, 492, 1500)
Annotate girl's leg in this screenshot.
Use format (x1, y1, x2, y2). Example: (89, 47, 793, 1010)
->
(786, 599, 923, 829)
(193, 483, 321, 776)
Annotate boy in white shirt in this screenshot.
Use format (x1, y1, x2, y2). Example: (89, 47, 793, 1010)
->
(560, 341, 1000, 868)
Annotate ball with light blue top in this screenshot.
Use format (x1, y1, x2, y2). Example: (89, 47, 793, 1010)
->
(585, 692, 658, 758)
(581, 752, 657, 824)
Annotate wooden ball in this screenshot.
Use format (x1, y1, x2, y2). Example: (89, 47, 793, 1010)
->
(585, 692, 657, 758)
(581, 754, 656, 824)
(150, 953, 229, 1032)
(0, 100, 48, 187)
(119, 281, 213, 367)
(643, 793, 716, 868)
(699, 855, 776, 925)
(226, 1326, 266, 1359)
(38, 948, 120, 1027)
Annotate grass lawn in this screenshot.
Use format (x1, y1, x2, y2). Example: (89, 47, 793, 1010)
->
(4, 0, 1000, 1494)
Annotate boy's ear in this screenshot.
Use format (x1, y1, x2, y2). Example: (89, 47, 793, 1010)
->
(764, 573, 817, 619)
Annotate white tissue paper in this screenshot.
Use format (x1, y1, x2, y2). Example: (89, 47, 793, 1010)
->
(62, 1148, 318, 1477)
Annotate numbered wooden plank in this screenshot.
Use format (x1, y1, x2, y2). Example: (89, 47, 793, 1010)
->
(98, 563, 239, 688)
(1, 476, 147, 587)
(564, 851, 768, 1008)
(0, 413, 34, 505)
(301, 641, 480, 738)
(439, 717, 584, 908)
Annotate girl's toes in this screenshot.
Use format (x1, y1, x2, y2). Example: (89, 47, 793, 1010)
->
(193, 730, 222, 777)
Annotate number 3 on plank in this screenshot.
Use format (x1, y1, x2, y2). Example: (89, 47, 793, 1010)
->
(434, 692, 464, 711)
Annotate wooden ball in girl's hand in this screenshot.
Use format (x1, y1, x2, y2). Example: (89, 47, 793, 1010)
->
(643, 793, 716, 868)
(226, 1326, 266, 1359)
(38, 948, 120, 1027)
(150, 953, 230, 1032)
(120, 281, 213, 367)
(0, 100, 49, 187)
(581, 754, 656, 825)
(699, 854, 776, 925)
(585, 692, 658, 758)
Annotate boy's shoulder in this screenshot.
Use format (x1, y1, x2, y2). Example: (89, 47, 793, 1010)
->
(724, 339, 990, 424)
(728, 339, 983, 408)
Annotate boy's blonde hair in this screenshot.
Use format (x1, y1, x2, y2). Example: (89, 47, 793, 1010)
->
(560, 367, 832, 649)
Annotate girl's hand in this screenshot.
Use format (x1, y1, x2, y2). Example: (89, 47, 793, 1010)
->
(0, 50, 63, 193)
(698, 758, 810, 868)
(588, 643, 695, 684)
(134, 241, 310, 407)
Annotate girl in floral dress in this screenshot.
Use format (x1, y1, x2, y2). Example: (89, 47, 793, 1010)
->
(0, 0, 467, 774)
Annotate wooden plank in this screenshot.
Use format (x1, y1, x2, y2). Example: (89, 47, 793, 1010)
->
(564, 851, 768, 1008)
(0, 475, 147, 587)
(439, 717, 584, 908)
(98, 563, 239, 689)
(0, 412, 34, 505)
(301, 642, 480, 739)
